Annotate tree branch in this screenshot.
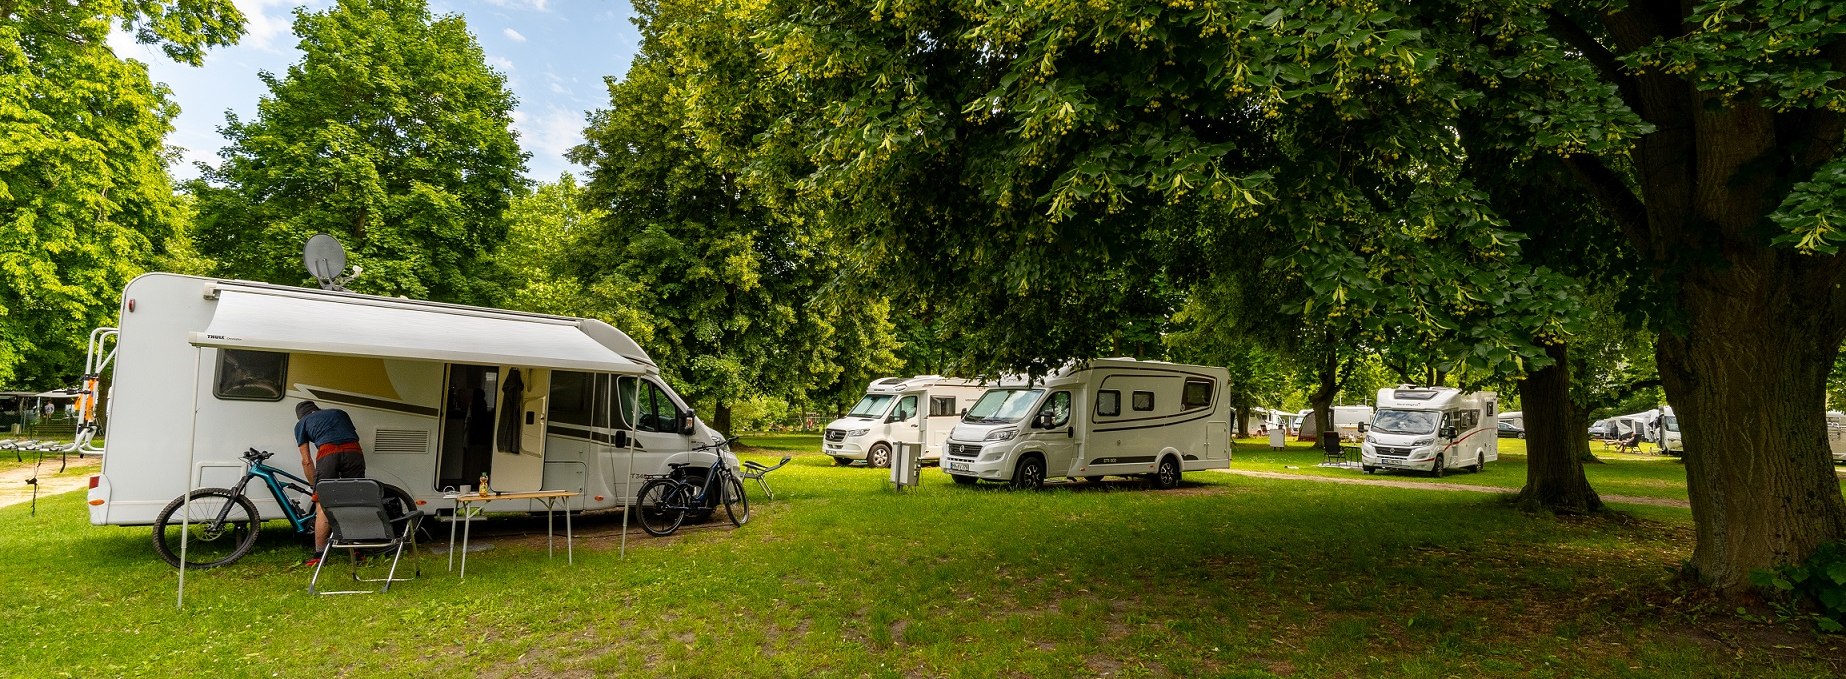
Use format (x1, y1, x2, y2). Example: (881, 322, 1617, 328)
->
(1560, 153, 1652, 252)
(1544, 8, 1642, 115)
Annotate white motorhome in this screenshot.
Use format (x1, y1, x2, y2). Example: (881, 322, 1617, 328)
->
(1499, 410, 1524, 430)
(85, 273, 735, 526)
(821, 376, 999, 467)
(940, 359, 1232, 489)
(1359, 386, 1499, 476)
(1829, 411, 1846, 464)
(1294, 405, 1375, 441)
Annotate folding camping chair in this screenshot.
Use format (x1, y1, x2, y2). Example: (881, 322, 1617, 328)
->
(740, 455, 792, 500)
(309, 479, 422, 594)
(1320, 431, 1349, 466)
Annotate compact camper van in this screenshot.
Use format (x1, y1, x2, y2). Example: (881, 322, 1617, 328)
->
(821, 376, 999, 467)
(940, 359, 1232, 489)
(1359, 386, 1498, 476)
(84, 273, 735, 527)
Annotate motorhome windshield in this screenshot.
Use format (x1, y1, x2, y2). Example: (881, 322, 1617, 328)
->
(847, 394, 896, 418)
(963, 389, 1044, 423)
(1663, 415, 1679, 432)
(1372, 409, 1440, 435)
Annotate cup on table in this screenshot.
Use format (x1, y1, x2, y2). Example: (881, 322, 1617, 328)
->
(458, 484, 471, 495)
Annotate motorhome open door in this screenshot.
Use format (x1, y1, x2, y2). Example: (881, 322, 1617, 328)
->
(492, 366, 549, 491)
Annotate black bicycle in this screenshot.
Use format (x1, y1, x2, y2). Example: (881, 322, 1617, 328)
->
(150, 448, 411, 568)
(634, 438, 749, 536)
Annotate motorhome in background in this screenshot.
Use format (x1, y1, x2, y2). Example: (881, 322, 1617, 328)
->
(1359, 385, 1498, 476)
(941, 359, 1231, 489)
(1829, 411, 1846, 463)
(1499, 410, 1524, 430)
(1294, 405, 1375, 442)
(821, 376, 1001, 467)
(84, 273, 734, 527)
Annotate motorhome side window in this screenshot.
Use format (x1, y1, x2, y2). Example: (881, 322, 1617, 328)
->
(930, 396, 957, 417)
(1039, 391, 1071, 428)
(635, 380, 679, 433)
(547, 371, 596, 426)
(890, 395, 918, 422)
(1182, 379, 1212, 408)
(213, 349, 288, 401)
(1132, 391, 1155, 411)
(1096, 390, 1121, 417)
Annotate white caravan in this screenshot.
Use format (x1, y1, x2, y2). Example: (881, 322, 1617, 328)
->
(85, 273, 735, 526)
(1296, 405, 1375, 441)
(1499, 410, 1524, 430)
(1829, 411, 1846, 464)
(1359, 386, 1499, 475)
(821, 376, 998, 467)
(940, 359, 1232, 489)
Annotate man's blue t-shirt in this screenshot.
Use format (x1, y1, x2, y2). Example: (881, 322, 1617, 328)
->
(295, 408, 361, 447)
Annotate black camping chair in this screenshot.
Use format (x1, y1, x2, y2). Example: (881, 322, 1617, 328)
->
(1320, 431, 1348, 466)
(309, 479, 422, 594)
(740, 455, 792, 500)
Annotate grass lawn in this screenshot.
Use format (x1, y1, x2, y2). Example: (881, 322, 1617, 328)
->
(2, 433, 1842, 676)
(1230, 437, 1846, 506)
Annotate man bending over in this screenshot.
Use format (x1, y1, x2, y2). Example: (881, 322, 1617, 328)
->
(295, 401, 365, 566)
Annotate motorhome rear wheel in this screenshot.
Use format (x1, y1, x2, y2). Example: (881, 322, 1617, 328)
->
(1153, 456, 1181, 489)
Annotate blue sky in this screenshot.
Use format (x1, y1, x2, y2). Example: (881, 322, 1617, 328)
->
(108, 0, 644, 183)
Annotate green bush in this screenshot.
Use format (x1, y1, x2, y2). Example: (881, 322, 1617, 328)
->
(1752, 541, 1846, 633)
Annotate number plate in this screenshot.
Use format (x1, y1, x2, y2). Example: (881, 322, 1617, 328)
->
(948, 461, 969, 472)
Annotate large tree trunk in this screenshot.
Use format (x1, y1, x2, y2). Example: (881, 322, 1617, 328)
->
(1657, 261, 1846, 590)
(1305, 352, 1337, 446)
(712, 401, 733, 437)
(1517, 341, 1602, 513)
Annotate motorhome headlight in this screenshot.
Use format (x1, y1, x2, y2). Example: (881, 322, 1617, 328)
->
(846, 428, 870, 437)
(1412, 438, 1435, 447)
(985, 427, 1018, 442)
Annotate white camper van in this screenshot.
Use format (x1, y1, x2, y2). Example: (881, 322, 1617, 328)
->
(940, 359, 1232, 489)
(1359, 385, 1498, 476)
(84, 273, 735, 527)
(821, 376, 997, 467)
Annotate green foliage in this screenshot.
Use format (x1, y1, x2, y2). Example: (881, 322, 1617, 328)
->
(190, 0, 526, 305)
(573, 1, 900, 428)
(0, 0, 243, 388)
(1751, 541, 1846, 633)
(493, 175, 653, 337)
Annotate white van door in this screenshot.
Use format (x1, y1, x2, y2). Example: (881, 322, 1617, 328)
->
(1025, 390, 1078, 477)
(623, 376, 697, 477)
(491, 366, 549, 492)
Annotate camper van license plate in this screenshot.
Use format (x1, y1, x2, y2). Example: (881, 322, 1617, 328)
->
(947, 461, 969, 472)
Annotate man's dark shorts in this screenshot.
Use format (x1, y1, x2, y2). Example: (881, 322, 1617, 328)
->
(315, 452, 366, 485)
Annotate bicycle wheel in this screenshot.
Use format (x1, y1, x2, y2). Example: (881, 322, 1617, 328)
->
(635, 479, 688, 537)
(151, 487, 261, 569)
(721, 474, 749, 527)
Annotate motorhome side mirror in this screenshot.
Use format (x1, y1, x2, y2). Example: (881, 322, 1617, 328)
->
(1033, 412, 1054, 429)
(1440, 426, 1456, 439)
(613, 430, 629, 448)
(680, 411, 697, 436)
(1357, 422, 1368, 433)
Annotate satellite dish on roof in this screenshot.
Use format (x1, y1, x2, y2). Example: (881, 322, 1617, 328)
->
(302, 233, 353, 291)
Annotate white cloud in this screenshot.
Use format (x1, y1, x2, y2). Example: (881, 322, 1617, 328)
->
(484, 0, 549, 11)
(502, 27, 527, 43)
(236, 0, 329, 53)
(511, 106, 588, 179)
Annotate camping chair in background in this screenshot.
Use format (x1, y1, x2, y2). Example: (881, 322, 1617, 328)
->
(740, 456, 791, 500)
(1320, 431, 1349, 466)
(309, 479, 422, 594)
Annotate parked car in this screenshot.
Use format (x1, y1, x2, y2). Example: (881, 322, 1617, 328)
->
(1497, 420, 1525, 439)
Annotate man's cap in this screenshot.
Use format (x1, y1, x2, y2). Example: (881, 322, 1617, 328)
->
(295, 401, 320, 420)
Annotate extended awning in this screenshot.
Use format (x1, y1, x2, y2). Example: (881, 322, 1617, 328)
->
(187, 286, 648, 374)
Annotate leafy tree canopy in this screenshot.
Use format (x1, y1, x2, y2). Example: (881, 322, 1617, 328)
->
(0, 0, 243, 387)
(190, 0, 526, 305)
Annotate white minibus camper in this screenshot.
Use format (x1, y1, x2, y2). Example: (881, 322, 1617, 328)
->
(84, 273, 735, 526)
(821, 376, 999, 467)
(1359, 385, 1498, 476)
(940, 359, 1232, 489)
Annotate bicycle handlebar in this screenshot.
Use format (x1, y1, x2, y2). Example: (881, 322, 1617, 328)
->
(242, 447, 273, 462)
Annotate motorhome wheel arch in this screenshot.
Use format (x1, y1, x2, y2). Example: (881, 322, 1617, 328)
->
(85, 273, 734, 526)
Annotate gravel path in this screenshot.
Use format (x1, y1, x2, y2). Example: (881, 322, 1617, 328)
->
(0, 456, 99, 510)
(1212, 468, 1691, 508)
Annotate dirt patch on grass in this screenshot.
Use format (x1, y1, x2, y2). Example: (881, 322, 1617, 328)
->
(0, 455, 98, 509)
